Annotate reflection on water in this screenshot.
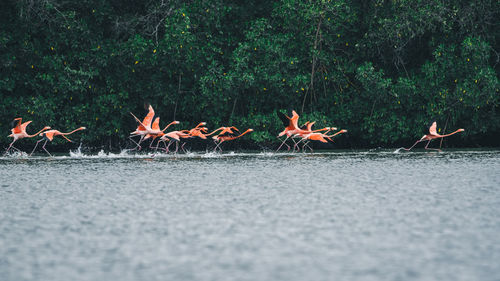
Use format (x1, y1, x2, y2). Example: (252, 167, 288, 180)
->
(1, 150, 499, 281)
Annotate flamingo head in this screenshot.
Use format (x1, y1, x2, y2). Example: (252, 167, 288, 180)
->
(79, 127, 86, 130)
(247, 129, 254, 132)
(331, 127, 337, 131)
(43, 126, 51, 130)
(458, 128, 465, 132)
(341, 129, 348, 133)
(173, 121, 180, 125)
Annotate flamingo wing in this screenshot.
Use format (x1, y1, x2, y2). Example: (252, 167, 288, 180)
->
(306, 121, 315, 131)
(44, 131, 55, 141)
(142, 105, 155, 127)
(429, 121, 438, 135)
(20, 121, 33, 131)
(151, 117, 160, 130)
(130, 112, 148, 130)
(11, 118, 23, 134)
(290, 110, 300, 129)
(308, 133, 328, 143)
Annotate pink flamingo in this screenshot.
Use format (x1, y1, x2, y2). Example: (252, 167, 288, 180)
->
(297, 129, 348, 152)
(212, 127, 254, 152)
(403, 121, 464, 151)
(5, 118, 51, 155)
(30, 127, 86, 156)
(129, 105, 155, 150)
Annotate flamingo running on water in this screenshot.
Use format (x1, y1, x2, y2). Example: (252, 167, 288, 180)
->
(297, 129, 348, 152)
(276, 111, 334, 152)
(212, 127, 253, 152)
(30, 127, 86, 156)
(403, 121, 464, 152)
(129, 105, 155, 150)
(5, 118, 51, 155)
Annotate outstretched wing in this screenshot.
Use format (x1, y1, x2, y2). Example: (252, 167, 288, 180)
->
(11, 118, 23, 134)
(151, 117, 160, 130)
(429, 121, 438, 135)
(21, 121, 32, 131)
(142, 105, 155, 127)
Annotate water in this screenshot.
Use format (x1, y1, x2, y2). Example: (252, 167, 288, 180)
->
(1, 150, 499, 281)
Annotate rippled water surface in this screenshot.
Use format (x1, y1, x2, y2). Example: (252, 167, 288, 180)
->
(1, 150, 500, 281)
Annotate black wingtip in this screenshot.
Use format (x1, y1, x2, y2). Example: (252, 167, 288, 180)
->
(277, 111, 290, 127)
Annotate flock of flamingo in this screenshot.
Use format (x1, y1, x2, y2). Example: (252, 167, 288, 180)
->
(4, 105, 464, 156)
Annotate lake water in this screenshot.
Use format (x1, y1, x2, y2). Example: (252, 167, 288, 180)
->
(1, 149, 499, 281)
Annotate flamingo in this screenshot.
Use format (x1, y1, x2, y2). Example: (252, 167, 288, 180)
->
(276, 111, 334, 151)
(30, 127, 86, 156)
(297, 129, 348, 152)
(129, 105, 155, 150)
(5, 118, 51, 155)
(276, 110, 300, 151)
(212, 127, 254, 152)
(403, 121, 464, 151)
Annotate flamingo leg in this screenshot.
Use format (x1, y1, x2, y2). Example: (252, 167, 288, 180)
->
(149, 138, 157, 150)
(154, 139, 163, 153)
(128, 136, 143, 151)
(181, 142, 187, 153)
(41, 140, 52, 157)
(213, 140, 224, 152)
(293, 138, 303, 152)
(61, 135, 72, 142)
(303, 141, 313, 152)
(166, 140, 174, 153)
(4, 140, 20, 155)
(403, 139, 423, 151)
(30, 139, 45, 156)
(424, 139, 441, 152)
(276, 136, 291, 152)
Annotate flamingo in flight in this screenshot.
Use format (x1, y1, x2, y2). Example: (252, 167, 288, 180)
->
(212, 127, 253, 152)
(129, 105, 155, 150)
(5, 118, 51, 155)
(276, 111, 333, 151)
(30, 127, 86, 156)
(403, 121, 464, 151)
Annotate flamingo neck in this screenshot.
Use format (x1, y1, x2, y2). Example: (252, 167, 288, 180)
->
(236, 129, 253, 138)
(441, 129, 463, 137)
(206, 127, 224, 136)
(61, 128, 84, 135)
(161, 121, 178, 132)
(325, 130, 345, 138)
(28, 127, 50, 138)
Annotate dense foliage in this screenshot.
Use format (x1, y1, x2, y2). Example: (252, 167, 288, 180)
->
(1, 0, 499, 149)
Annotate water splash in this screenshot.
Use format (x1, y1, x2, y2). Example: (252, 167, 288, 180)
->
(393, 147, 405, 153)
